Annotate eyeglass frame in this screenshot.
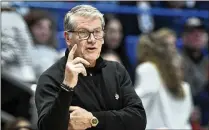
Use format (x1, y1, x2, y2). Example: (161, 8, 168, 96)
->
(66, 28, 105, 40)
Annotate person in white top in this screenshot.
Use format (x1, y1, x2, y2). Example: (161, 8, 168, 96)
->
(134, 33, 193, 129)
(1, 2, 36, 83)
(24, 9, 59, 79)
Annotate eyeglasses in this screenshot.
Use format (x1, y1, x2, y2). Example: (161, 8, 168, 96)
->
(67, 29, 104, 40)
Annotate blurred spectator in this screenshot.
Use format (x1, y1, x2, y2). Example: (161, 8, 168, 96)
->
(1, 2, 36, 83)
(103, 16, 123, 51)
(102, 16, 135, 82)
(181, 17, 208, 98)
(155, 28, 177, 52)
(4, 117, 33, 130)
(193, 82, 209, 129)
(24, 9, 59, 79)
(135, 33, 193, 129)
(193, 65, 209, 129)
(137, 1, 154, 34)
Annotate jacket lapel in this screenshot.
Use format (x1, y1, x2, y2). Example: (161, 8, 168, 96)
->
(101, 62, 122, 110)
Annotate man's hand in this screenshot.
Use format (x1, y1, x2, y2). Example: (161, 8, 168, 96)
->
(63, 44, 90, 88)
(68, 106, 93, 130)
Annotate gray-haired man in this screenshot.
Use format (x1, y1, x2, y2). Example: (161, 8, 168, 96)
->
(35, 5, 146, 130)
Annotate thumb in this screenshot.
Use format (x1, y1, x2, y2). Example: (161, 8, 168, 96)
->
(69, 106, 80, 112)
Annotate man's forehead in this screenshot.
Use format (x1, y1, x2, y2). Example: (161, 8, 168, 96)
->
(187, 28, 205, 33)
(73, 15, 102, 29)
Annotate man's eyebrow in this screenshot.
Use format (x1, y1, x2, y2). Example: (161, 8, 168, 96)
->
(93, 27, 102, 30)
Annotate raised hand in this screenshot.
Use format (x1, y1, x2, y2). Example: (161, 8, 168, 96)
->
(63, 44, 90, 88)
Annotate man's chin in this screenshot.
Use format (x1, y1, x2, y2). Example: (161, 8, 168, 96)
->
(84, 56, 99, 67)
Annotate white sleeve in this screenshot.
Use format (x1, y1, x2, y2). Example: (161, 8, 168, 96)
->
(134, 62, 162, 108)
(181, 82, 193, 129)
(183, 82, 194, 119)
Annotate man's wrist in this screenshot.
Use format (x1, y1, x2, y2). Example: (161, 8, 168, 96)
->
(91, 111, 105, 128)
(62, 79, 75, 88)
(90, 116, 99, 127)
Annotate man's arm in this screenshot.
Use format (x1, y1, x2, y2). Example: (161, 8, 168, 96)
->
(36, 44, 91, 130)
(92, 63, 147, 130)
(35, 74, 73, 130)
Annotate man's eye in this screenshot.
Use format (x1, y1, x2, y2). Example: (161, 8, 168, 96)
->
(94, 30, 100, 33)
(79, 31, 88, 35)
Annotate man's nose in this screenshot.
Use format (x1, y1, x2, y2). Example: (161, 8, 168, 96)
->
(87, 33, 96, 44)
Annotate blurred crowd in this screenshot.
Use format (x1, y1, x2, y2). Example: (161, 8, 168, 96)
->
(1, 1, 208, 130)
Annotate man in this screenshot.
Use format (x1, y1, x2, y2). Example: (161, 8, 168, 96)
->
(35, 5, 146, 130)
(181, 17, 208, 98)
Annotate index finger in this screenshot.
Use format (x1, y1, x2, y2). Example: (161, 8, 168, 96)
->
(68, 44, 77, 61)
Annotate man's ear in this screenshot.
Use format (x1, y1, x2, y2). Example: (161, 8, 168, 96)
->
(64, 31, 72, 46)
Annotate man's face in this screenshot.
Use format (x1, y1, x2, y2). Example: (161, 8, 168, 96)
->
(166, 34, 177, 53)
(66, 16, 104, 64)
(105, 19, 123, 49)
(183, 29, 207, 49)
(31, 18, 52, 44)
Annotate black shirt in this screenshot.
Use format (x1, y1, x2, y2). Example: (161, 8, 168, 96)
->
(71, 57, 109, 111)
(35, 49, 146, 130)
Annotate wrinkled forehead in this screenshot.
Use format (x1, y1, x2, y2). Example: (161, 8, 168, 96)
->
(72, 15, 103, 30)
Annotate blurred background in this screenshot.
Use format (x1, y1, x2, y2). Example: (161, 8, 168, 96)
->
(1, 1, 208, 130)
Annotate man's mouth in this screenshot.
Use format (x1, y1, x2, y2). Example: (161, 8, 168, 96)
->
(87, 47, 97, 51)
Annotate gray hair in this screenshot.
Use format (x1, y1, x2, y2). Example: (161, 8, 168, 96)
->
(64, 5, 105, 31)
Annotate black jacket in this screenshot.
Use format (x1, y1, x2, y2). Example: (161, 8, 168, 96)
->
(35, 50, 146, 130)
